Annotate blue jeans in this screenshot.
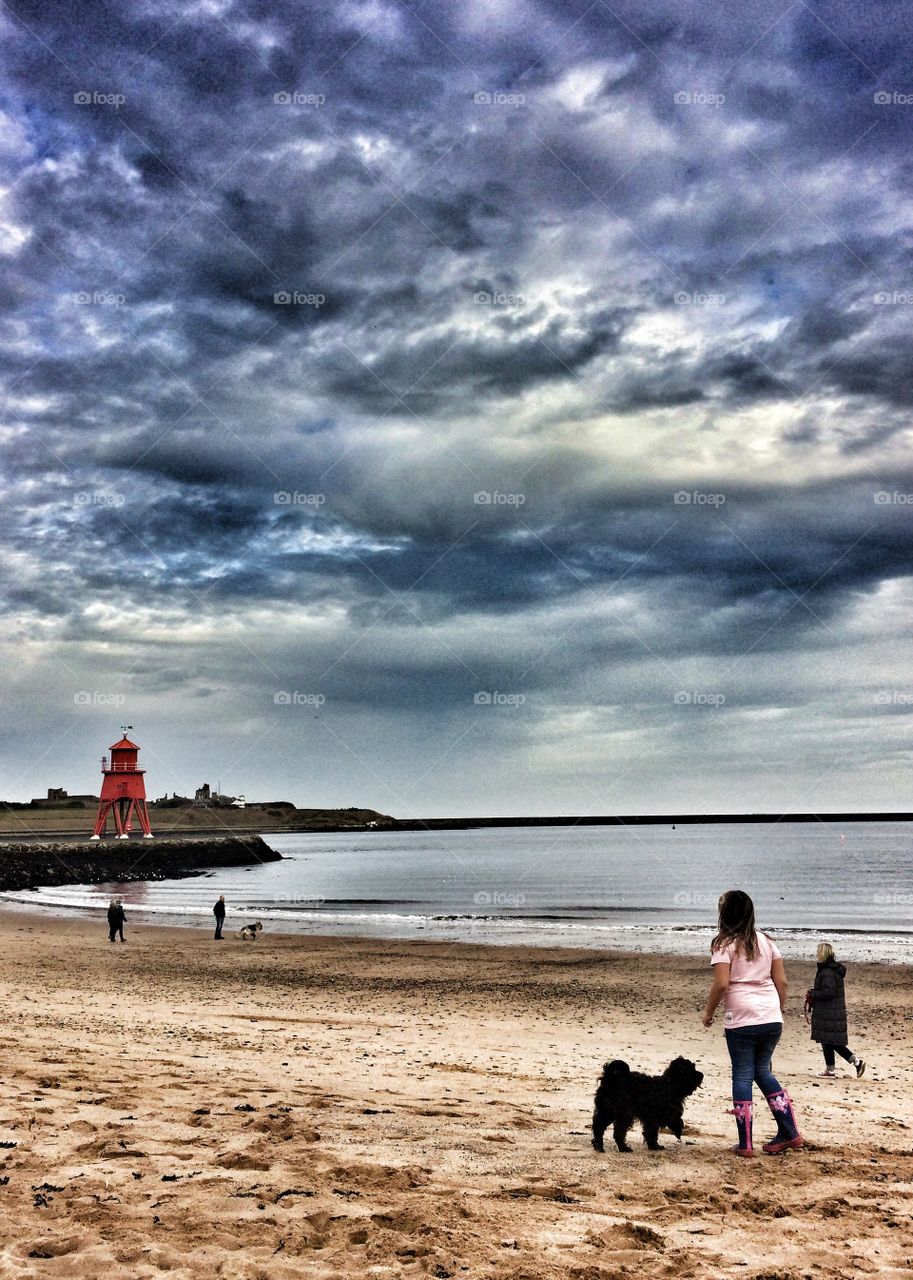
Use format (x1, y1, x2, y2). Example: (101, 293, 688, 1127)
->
(724, 1022, 783, 1102)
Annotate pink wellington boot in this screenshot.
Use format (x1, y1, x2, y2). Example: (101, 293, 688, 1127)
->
(762, 1089, 803, 1154)
(726, 1099, 754, 1157)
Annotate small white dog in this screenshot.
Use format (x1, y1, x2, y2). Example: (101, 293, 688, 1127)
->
(239, 921, 263, 940)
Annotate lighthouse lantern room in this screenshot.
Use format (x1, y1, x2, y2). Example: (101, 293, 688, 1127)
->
(91, 726, 154, 840)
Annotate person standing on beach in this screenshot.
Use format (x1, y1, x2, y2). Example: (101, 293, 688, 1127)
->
(808, 942, 865, 1078)
(107, 898, 126, 943)
(702, 889, 803, 1157)
(213, 895, 226, 940)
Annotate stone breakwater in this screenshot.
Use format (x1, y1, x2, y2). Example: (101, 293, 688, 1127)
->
(0, 835, 281, 892)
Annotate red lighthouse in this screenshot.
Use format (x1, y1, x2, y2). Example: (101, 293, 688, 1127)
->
(90, 726, 154, 840)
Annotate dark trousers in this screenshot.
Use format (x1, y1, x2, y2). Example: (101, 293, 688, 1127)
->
(214, 917, 224, 939)
(724, 1022, 784, 1101)
(822, 1043, 854, 1069)
(109, 926, 124, 941)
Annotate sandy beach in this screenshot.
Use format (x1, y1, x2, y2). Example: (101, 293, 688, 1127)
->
(0, 913, 910, 1279)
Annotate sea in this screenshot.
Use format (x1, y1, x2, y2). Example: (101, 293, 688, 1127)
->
(1, 822, 911, 962)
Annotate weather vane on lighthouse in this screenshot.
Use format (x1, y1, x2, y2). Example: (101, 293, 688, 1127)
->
(90, 728, 154, 840)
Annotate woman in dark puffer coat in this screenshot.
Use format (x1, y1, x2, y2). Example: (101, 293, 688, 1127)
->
(809, 943, 865, 1077)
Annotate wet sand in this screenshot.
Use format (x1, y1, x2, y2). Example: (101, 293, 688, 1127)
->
(0, 913, 910, 1278)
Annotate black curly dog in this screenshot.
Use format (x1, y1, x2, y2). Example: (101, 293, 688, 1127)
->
(591, 1057, 703, 1153)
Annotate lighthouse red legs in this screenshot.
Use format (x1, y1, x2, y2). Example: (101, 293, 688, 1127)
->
(90, 729, 155, 840)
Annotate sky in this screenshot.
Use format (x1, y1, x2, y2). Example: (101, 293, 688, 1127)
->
(1, 0, 912, 817)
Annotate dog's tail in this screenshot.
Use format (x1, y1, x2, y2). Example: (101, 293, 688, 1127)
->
(600, 1059, 631, 1083)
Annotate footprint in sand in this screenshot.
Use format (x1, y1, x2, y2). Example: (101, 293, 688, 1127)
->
(215, 1148, 273, 1171)
(17, 1235, 83, 1260)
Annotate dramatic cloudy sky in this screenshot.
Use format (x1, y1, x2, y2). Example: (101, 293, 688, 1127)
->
(1, 0, 911, 816)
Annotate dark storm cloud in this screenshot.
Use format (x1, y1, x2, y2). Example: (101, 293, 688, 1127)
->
(321, 304, 630, 410)
(2, 0, 913, 809)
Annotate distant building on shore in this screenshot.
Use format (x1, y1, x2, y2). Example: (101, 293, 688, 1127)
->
(194, 783, 245, 808)
(30, 787, 99, 808)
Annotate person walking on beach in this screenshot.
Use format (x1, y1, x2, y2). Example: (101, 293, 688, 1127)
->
(808, 942, 865, 1078)
(702, 889, 803, 1157)
(213, 895, 226, 940)
(107, 898, 126, 943)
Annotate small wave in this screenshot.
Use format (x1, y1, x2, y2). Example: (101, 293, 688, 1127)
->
(0, 894, 908, 960)
(2, 891, 911, 940)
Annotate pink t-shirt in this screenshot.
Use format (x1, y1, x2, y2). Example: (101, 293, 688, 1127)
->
(711, 932, 783, 1029)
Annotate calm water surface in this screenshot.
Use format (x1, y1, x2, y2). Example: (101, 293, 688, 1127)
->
(2, 823, 910, 962)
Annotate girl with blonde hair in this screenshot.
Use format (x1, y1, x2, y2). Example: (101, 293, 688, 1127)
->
(808, 941, 865, 1078)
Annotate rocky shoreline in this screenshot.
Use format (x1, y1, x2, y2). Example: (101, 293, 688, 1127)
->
(0, 835, 281, 892)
